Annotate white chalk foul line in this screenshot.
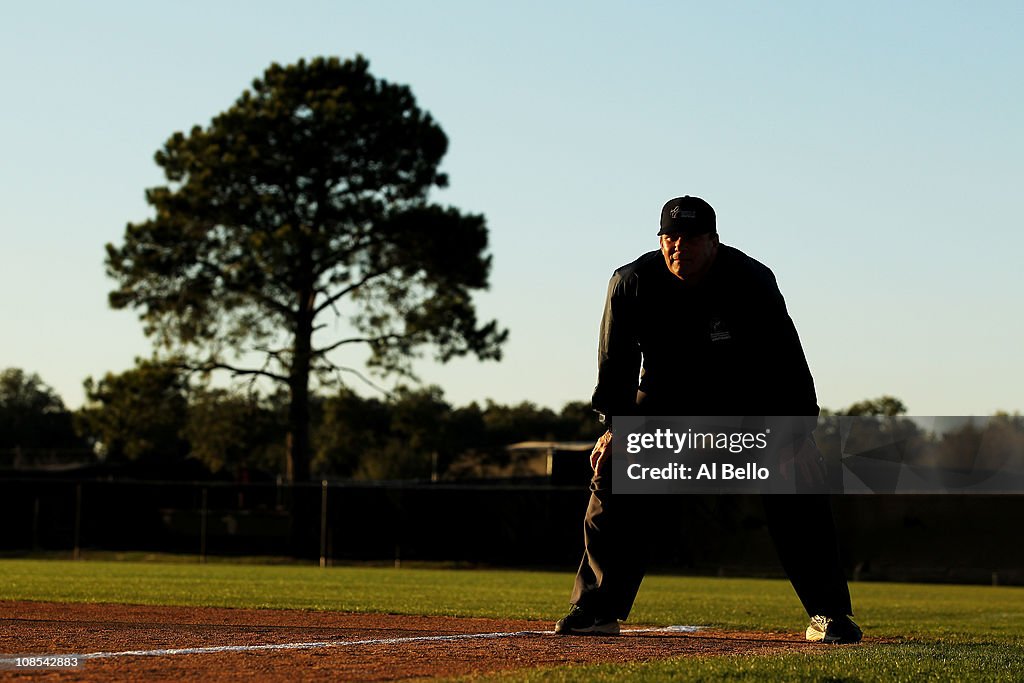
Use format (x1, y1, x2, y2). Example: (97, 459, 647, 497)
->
(0, 625, 704, 664)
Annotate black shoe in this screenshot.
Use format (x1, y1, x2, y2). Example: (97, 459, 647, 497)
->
(554, 605, 620, 635)
(806, 615, 863, 644)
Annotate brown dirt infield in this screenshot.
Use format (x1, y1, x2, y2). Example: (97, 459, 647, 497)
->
(0, 601, 820, 681)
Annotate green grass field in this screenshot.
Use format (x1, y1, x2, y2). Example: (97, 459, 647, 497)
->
(2, 557, 1022, 681)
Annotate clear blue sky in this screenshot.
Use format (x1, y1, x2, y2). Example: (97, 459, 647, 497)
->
(2, 1, 1022, 415)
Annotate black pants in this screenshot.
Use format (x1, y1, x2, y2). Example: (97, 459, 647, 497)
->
(569, 468, 853, 621)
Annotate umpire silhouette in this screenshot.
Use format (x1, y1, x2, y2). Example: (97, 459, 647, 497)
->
(554, 196, 860, 644)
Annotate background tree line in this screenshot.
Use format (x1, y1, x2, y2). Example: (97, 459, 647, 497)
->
(0, 364, 603, 481)
(4, 365, 1023, 482)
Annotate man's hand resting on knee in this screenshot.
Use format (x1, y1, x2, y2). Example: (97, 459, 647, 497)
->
(590, 430, 613, 474)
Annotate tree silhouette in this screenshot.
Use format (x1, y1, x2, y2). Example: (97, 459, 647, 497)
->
(0, 368, 81, 451)
(183, 387, 287, 477)
(77, 359, 189, 464)
(106, 56, 507, 480)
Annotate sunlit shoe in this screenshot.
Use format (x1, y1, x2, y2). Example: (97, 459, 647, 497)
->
(554, 605, 620, 635)
(806, 615, 863, 644)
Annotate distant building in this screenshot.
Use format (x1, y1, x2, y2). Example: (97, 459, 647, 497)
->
(505, 441, 593, 485)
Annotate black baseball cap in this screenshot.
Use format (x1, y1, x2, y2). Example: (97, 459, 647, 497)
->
(658, 196, 716, 236)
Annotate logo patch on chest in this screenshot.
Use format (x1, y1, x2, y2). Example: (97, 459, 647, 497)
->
(709, 317, 732, 342)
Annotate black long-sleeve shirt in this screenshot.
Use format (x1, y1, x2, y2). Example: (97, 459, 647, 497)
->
(592, 244, 819, 428)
